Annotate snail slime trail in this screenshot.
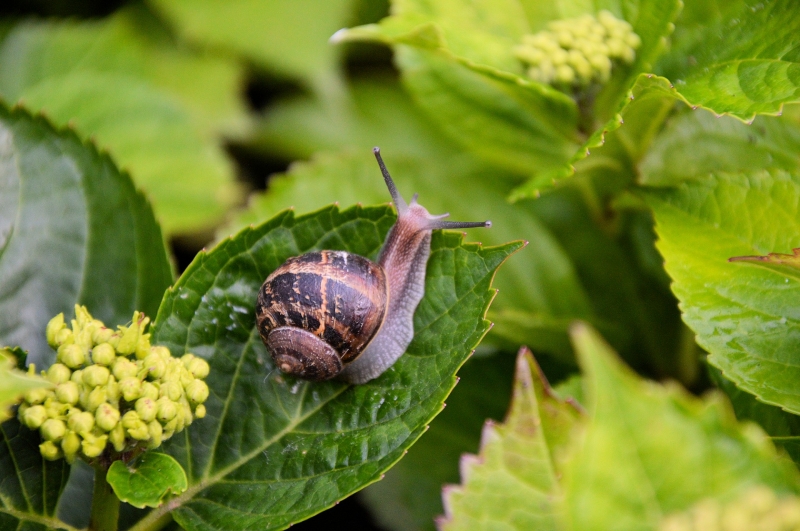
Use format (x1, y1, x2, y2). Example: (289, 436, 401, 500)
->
(255, 147, 491, 384)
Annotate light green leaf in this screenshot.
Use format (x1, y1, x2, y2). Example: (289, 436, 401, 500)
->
(134, 204, 521, 530)
(360, 352, 516, 531)
(640, 107, 800, 186)
(108, 453, 188, 509)
(646, 170, 800, 413)
(565, 324, 800, 531)
(0, 11, 244, 235)
(147, 0, 354, 94)
(439, 348, 582, 531)
(657, 0, 800, 119)
(0, 347, 51, 423)
(0, 104, 173, 368)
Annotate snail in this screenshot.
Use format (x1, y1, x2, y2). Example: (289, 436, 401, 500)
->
(255, 148, 491, 384)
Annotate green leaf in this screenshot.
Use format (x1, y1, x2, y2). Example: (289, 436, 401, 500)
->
(646, 170, 800, 413)
(0, 347, 51, 423)
(565, 324, 800, 530)
(439, 348, 582, 531)
(0, 418, 72, 530)
(657, 0, 800, 119)
(147, 0, 354, 94)
(640, 107, 800, 186)
(107, 453, 188, 509)
(0, 11, 244, 235)
(0, 104, 173, 367)
(360, 352, 516, 531)
(137, 204, 521, 530)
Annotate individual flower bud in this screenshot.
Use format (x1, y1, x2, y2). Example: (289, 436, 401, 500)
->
(68, 411, 95, 433)
(58, 344, 86, 369)
(181, 353, 196, 368)
(54, 328, 73, 347)
(41, 418, 66, 442)
(135, 397, 158, 422)
(85, 387, 107, 412)
(143, 353, 166, 380)
(73, 327, 94, 352)
(179, 369, 194, 388)
(71, 369, 83, 385)
(127, 421, 150, 441)
(55, 381, 80, 405)
(121, 410, 140, 428)
(74, 305, 93, 328)
(118, 376, 142, 402)
(46, 313, 66, 348)
(185, 380, 209, 404)
(116, 311, 150, 355)
(24, 387, 49, 405)
(22, 405, 47, 429)
(61, 431, 81, 463)
(160, 381, 182, 402)
(106, 375, 120, 403)
(45, 399, 69, 419)
(141, 381, 159, 401)
(194, 404, 206, 419)
(112, 357, 138, 380)
(95, 403, 120, 432)
(135, 336, 152, 360)
(156, 397, 177, 422)
(47, 363, 71, 385)
(91, 343, 115, 366)
(39, 440, 62, 461)
(148, 420, 163, 448)
(91, 326, 113, 345)
(162, 417, 178, 438)
(109, 423, 126, 452)
(82, 365, 110, 388)
(181, 401, 193, 427)
(81, 432, 108, 458)
(186, 357, 209, 379)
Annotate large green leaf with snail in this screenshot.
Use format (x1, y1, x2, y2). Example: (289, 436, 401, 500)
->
(144, 204, 522, 530)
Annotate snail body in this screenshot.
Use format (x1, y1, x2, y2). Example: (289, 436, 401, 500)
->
(256, 148, 490, 384)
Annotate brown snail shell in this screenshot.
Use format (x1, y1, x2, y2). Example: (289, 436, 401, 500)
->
(256, 251, 388, 381)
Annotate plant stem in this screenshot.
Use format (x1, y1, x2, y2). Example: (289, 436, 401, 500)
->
(89, 465, 119, 531)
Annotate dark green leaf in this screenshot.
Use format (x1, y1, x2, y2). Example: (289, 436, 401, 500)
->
(0, 104, 173, 367)
(360, 352, 516, 531)
(646, 170, 800, 413)
(138, 205, 521, 530)
(0, 418, 72, 530)
(108, 453, 188, 509)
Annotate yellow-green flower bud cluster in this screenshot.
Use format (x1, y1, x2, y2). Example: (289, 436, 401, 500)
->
(660, 486, 800, 531)
(19, 305, 210, 463)
(514, 11, 641, 87)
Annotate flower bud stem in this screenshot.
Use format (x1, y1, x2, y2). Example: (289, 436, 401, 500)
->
(90, 464, 120, 531)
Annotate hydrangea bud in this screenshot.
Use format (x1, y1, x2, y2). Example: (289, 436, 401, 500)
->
(91, 343, 115, 366)
(187, 357, 210, 379)
(85, 387, 107, 412)
(95, 403, 120, 431)
(156, 397, 177, 422)
(61, 431, 81, 463)
(55, 381, 80, 405)
(109, 424, 126, 452)
(194, 404, 206, 419)
(22, 405, 47, 429)
(112, 357, 138, 380)
(160, 380, 182, 402)
(141, 381, 159, 401)
(106, 375, 120, 403)
(148, 421, 163, 448)
(68, 411, 95, 433)
(58, 344, 86, 369)
(41, 419, 66, 442)
(71, 369, 83, 385)
(135, 397, 158, 423)
(118, 376, 142, 402)
(117, 311, 149, 355)
(81, 433, 108, 458)
(92, 326, 113, 345)
(46, 313, 66, 349)
(127, 421, 150, 441)
(54, 328, 73, 347)
(47, 363, 71, 385)
(186, 380, 209, 405)
(39, 440, 62, 461)
(24, 387, 49, 405)
(143, 353, 166, 379)
(82, 365, 110, 388)
(45, 399, 69, 419)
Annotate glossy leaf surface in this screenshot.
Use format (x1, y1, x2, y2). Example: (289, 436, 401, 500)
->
(141, 204, 521, 530)
(107, 453, 188, 509)
(0, 104, 173, 367)
(647, 170, 800, 413)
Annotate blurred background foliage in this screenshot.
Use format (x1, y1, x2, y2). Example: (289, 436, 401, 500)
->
(6, 0, 792, 529)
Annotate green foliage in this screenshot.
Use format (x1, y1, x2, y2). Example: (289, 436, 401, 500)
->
(107, 453, 187, 509)
(0, 347, 52, 423)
